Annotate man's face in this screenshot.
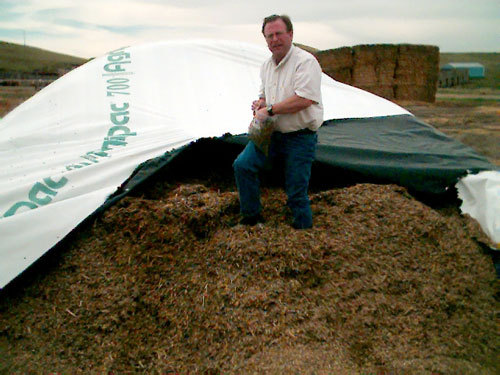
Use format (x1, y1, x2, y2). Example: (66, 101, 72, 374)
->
(263, 19, 293, 63)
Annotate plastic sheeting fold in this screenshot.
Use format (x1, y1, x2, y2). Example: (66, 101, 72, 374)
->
(0, 40, 495, 289)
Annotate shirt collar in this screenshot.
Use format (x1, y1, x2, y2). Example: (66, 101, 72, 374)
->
(274, 45, 295, 68)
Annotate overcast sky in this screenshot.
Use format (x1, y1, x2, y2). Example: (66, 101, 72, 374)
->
(1, 0, 498, 58)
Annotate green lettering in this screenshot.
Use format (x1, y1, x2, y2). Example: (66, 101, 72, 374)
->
(107, 125, 136, 138)
(66, 164, 83, 171)
(4, 201, 38, 217)
(107, 52, 131, 62)
(44, 176, 68, 190)
(111, 102, 129, 111)
(104, 61, 130, 73)
(110, 111, 129, 125)
(28, 182, 57, 205)
(101, 137, 126, 151)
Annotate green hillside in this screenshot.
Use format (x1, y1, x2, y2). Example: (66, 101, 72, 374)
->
(0, 41, 88, 75)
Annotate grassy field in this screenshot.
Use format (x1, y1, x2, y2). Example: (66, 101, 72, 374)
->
(403, 99, 499, 165)
(0, 41, 87, 75)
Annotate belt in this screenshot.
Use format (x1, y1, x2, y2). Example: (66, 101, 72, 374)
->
(280, 128, 316, 135)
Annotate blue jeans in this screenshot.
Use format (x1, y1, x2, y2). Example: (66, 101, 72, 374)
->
(233, 129, 318, 228)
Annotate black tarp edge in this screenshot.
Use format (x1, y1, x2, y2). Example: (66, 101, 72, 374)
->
(113, 114, 496, 200)
(2, 114, 498, 293)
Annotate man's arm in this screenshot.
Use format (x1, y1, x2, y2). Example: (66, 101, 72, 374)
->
(270, 94, 314, 115)
(255, 94, 313, 121)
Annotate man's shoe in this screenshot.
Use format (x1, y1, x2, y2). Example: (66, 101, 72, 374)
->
(292, 221, 312, 230)
(240, 214, 264, 226)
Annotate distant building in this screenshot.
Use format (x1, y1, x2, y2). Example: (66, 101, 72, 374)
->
(438, 67, 469, 88)
(441, 62, 485, 78)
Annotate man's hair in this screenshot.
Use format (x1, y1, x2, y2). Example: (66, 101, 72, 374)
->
(261, 14, 293, 35)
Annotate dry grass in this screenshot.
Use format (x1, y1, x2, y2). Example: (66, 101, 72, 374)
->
(402, 100, 500, 165)
(0, 86, 36, 118)
(0, 183, 498, 374)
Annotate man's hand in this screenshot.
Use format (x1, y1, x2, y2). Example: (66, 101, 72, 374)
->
(255, 107, 269, 122)
(251, 98, 266, 113)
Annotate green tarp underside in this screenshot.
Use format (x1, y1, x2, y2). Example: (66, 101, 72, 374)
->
(114, 114, 495, 207)
(314, 114, 495, 194)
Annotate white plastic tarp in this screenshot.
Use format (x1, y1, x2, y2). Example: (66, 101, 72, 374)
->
(0, 40, 414, 288)
(457, 171, 500, 248)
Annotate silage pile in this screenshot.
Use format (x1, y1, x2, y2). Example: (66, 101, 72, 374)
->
(0, 182, 498, 374)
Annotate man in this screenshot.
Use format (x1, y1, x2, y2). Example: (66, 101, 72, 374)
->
(233, 14, 323, 229)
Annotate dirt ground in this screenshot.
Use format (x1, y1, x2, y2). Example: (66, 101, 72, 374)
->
(0, 87, 499, 374)
(0, 85, 36, 118)
(400, 98, 500, 166)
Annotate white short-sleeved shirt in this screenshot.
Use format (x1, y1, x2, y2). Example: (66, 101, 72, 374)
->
(259, 45, 323, 133)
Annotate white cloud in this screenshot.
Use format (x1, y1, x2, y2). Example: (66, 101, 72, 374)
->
(1, 0, 498, 57)
(67, 0, 206, 27)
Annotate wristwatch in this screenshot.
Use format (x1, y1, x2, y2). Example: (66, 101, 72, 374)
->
(266, 105, 274, 116)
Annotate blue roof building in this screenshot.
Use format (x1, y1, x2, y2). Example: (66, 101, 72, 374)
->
(441, 63, 485, 78)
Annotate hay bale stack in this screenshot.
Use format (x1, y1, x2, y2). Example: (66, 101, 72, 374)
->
(375, 44, 399, 86)
(352, 45, 378, 86)
(394, 84, 438, 103)
(313, 43, 439, 102)
(394, 44, 440, 102)
(360, 85, 395, 99)
(314, 47, 353, 84)
(351, 44, 399, 100)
